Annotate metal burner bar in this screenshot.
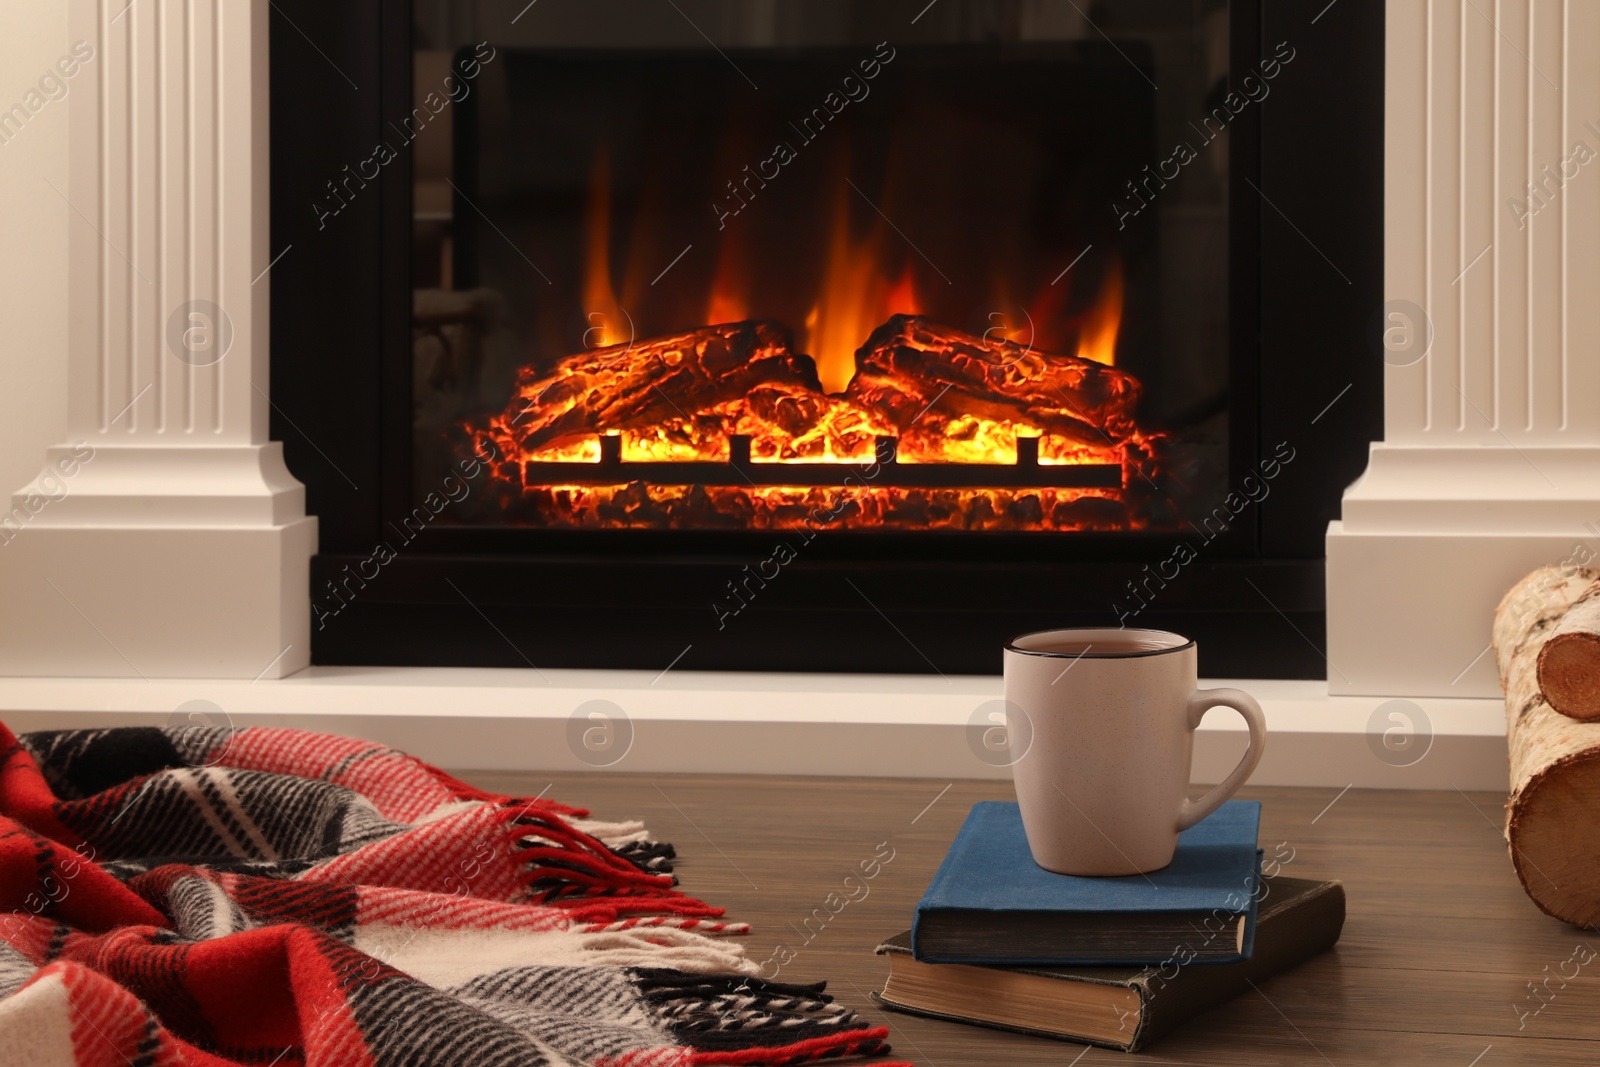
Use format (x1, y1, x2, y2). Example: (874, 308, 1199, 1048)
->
(521, 435, 1122, 490)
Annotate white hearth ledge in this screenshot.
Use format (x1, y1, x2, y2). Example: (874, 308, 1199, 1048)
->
(0, 669, 1508, 790)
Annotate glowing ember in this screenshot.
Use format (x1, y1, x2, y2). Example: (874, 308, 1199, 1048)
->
(463, 314, 1167, 531)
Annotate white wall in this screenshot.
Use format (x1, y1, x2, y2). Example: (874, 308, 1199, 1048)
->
(0, 3, 70, 497)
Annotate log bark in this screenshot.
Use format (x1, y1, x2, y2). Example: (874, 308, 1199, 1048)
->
(507, 321, 832, 454)
(844, 314, 1143, 445)
(488, 315, 1146, 462)
(1493, 564, 1600, 926)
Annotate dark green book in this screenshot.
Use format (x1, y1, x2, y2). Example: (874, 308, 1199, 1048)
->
(874, 876, 1344, 1052)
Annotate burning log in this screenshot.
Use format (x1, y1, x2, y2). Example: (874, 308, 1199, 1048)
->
(844, 315, 1144, 449)
(505, 321, 824, 454)
(488, 314, 1146, 465)
(462, 313, 1168, 532)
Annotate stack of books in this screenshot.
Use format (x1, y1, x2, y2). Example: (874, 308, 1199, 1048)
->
(873, 800, 1344, 1051)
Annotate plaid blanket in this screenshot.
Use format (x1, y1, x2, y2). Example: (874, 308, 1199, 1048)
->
(0, 723, 908, 1066)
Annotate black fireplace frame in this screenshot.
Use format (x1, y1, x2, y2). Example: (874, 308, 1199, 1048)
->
(268, 0, 1384, 679)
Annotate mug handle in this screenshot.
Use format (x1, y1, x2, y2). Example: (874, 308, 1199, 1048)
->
(1176, 687, 1268, 831)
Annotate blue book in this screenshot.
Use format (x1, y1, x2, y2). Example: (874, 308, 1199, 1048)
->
(912, 800, 1263, 966)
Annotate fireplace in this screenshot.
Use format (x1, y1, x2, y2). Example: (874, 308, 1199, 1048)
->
(266, 0, 1383, 677)
(432, 36, 1182, 534)
(2, 0, 1587, 777)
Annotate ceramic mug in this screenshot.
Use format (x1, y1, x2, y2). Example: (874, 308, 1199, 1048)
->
(1004, 627, 1267, 876)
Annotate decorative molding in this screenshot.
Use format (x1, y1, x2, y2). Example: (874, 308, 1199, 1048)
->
(66, 0, 270, 445)
(0, 0, 314, 680)
(1384, 0, 1600, 445)
(1327, 0, 1600, 697)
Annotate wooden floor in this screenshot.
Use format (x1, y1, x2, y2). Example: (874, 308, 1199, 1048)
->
(463, 772, 1599, 1066)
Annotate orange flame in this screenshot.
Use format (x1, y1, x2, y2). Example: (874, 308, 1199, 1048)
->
(802, 189, 921, 393)
(1074, 260, 1122, 366)
(583, 147, 628, 348)
(884, 262, 919, 318)
(583, 146, 1120, 384)
(1018, 276, 1071, 354)
(706, 218, 751, 325)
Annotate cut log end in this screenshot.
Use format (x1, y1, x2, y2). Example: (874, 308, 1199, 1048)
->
(1509, 748, 1600, 928)
(1538, 632, 1600, 721)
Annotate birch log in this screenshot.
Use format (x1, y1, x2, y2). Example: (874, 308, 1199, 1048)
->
(1493, 564, 1600, 926)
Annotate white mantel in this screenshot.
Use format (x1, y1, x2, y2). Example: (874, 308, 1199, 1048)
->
(1326, 0, 1600, 697)
(0, 1, 1576, 785)
(0, 0, 314, 679)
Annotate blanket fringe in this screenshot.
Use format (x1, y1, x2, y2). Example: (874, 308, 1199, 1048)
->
(688, 1028, 907, 1066)
(506, 806, 695, 905)
(575, 927, 756, 974)
(637, 972, 902, 1064)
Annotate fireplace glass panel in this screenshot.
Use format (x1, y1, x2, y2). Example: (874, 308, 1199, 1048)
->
(411, 0, 1231, 534)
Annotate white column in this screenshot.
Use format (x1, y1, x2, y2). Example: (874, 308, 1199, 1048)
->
(0, 0, 315, 679)
(1327, 0, 1600, 696)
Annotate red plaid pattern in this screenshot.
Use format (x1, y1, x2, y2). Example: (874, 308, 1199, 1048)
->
(0, 723, 907, 1067)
